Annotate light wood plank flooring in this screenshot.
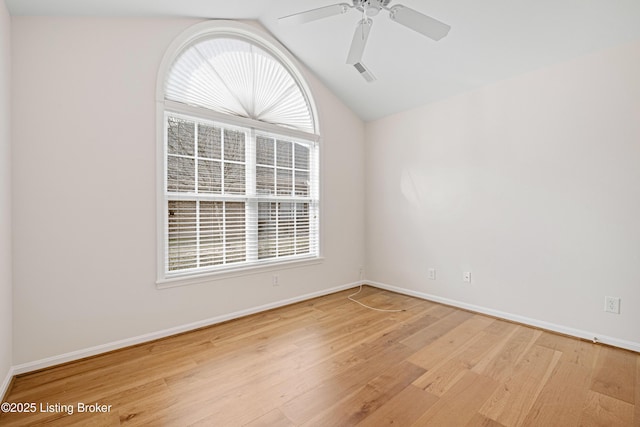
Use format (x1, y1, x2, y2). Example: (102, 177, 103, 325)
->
(1, 286, 638, 426)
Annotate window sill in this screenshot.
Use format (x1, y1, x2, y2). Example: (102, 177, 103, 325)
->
(156, 256, 325, 290)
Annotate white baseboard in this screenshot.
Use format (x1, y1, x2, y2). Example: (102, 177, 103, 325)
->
(1, 366, 15, 400)
(367, 280, 640, 353)
(10, 278, 636, 382)
(11, 281, 363, 376)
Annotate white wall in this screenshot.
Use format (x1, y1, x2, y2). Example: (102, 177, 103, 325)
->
(365, 41, 640, 347)
(11, 17, 365, 365)
(0, 0, 13, 393)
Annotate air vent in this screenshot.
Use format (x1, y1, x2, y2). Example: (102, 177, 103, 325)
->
(353, 62, 377, 82)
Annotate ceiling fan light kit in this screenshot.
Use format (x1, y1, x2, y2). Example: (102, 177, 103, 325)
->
(364, 5, 380, 16)
(279, 0, 451, 82)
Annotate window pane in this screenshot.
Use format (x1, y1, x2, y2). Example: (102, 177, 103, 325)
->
(224, 163, 246, 194)
(200, 201, 224, 267)
(296, 203, 310, 254)
(225, 202, 246, 263)
(256, 166, 274, 195)
(168, 117, 195, 156)
(276, 140, 292, 168)
(164, 114, 319, 277)
(168, 201, 197, 271)
(256, 136, 274, 166)
(198, 159, 221, 194)
(167, 156, 195, 193)
(224, 129, 245, 162)
(278, 202, 295, 257)
(198, 124, 221, 159)
(276, 168, 292, 196)
(294, 143, 309, 170)
(294, 170, 309, 197)
(258, 202, 276, 260)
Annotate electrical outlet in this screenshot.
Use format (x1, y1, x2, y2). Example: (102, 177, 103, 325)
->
(604, 296, 620, 314)
(272, 274, 279, 286)
(463, 272, 471, 283)
(428, 268, 436, 280)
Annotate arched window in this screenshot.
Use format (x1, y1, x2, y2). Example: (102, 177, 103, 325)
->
(156, 21, 320, 285)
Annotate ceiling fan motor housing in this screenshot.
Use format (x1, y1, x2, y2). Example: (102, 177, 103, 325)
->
(353, 0, 391, 16)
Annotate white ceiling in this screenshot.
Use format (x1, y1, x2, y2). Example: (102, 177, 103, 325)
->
(6, 0, 640, 121)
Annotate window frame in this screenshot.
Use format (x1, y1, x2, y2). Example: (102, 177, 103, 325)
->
(156, 21, 322, 288)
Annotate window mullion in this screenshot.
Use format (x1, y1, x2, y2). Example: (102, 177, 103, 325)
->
(195, 123, 200, 269)
(275, 202, 280, 258)
(246, 128, 258, 262)
(220, 129, 227, 264)
(222, 201, 227, 263)
(221, 127, 225, 197)
(196, 200, 201, 269)
(294, 202, 298, 255)
(275, 139, 280, 258)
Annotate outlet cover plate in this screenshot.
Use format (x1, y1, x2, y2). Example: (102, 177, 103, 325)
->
(604, 296, 620, 314)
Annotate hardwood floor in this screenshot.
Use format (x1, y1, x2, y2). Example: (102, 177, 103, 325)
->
(1, 286, 638, 426)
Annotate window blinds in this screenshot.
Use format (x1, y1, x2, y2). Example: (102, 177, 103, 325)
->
(165, 38, 315, 134)
(165, 114, 319, 276)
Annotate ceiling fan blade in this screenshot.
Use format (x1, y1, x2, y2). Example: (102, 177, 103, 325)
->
(388, 5, 451, 41)
(279, 3, 351, 25)
(346, 18, 373, 65)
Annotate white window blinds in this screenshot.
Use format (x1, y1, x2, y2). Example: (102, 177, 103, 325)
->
(165, 38, 315, 134)
(164, 114, 319, 276)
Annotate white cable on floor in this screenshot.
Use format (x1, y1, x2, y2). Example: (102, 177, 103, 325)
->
(347, 285, 406, 313)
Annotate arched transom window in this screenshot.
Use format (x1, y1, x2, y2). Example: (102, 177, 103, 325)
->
(157, 21, 320, 285)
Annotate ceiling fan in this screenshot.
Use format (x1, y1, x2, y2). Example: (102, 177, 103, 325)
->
(279, 0, 451, 82)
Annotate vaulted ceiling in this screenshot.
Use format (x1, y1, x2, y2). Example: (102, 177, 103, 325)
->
(7, 0, 640, 121)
